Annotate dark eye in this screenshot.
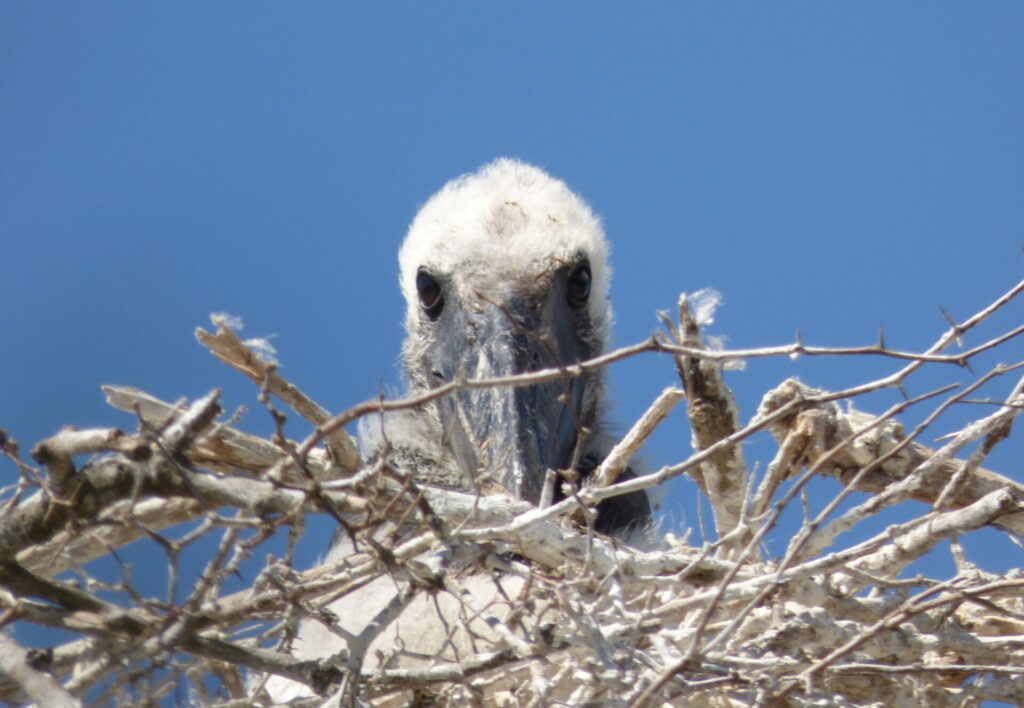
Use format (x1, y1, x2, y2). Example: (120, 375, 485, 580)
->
(566, 262, 591, 309)
(416, 268, 444, 320)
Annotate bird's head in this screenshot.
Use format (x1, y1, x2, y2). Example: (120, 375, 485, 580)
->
(398, 159, 612, 503)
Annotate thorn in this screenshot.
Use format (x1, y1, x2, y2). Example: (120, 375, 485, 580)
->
(795, 328, 803, 347)
(896, 383, 910, 401)
(877, 325, 886, 350)
(939, 306, 963, 347)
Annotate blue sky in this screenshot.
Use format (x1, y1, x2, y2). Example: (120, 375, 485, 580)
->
(3, 4, 1023, 589)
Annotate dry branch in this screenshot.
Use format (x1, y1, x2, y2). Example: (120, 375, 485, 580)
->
(196, 316, 360, 473)
(661, 293, 747, 542)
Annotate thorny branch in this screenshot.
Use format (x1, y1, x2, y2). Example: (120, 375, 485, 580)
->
(0, 279, 1021, 707)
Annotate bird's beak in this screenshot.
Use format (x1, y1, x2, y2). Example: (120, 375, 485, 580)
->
(430, 296, 588, 504)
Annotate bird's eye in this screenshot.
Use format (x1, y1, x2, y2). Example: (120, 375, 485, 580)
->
(566, 262, 591, 309)
(416, 269, 445, 320)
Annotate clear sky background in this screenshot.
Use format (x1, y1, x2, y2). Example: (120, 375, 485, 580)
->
(3, 3, 1023, 616)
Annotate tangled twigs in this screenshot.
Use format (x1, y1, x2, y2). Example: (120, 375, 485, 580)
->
(0, 279, 1021, 706)
(759, 374, 1024, 542)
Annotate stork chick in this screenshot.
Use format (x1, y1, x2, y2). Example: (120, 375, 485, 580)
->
(393, 158, 650, 533)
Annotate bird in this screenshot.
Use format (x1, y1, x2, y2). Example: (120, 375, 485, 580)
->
(262, 158, 651, 702)
(386, 157, 650, 532)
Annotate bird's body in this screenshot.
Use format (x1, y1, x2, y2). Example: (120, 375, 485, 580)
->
(263, 159, 650, 703)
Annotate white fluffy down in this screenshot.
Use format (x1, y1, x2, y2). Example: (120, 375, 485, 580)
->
(398, 158, 612, 341)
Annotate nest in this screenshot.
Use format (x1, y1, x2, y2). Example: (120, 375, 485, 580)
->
(1, 282, 1023, 707)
